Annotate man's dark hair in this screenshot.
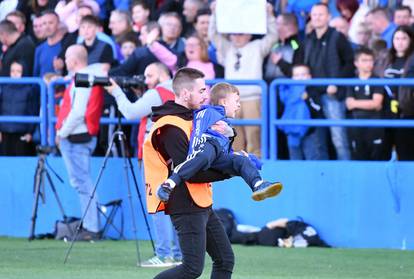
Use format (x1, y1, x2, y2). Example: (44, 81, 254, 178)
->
(172, 67, 205, 96)
(0, 20, 18, 34)
(80, 15, 101, 27)
(195, 8, 211, 23)
(40, 9, 60, 19)
(119, 31, 140, 46)
(6, 10, 26, 26)
(279, 13, 298, 28)
(370, 7, 390, 21)
(395, 5, 412, 15)
(131, 0, 150, 11)
(312, 3, 330, 13)
(354, 47, 375, 61)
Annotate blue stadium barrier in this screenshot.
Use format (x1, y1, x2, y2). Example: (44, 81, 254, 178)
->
(206, 79, 269, 158)
(269, 78, 414, 160)
(0, 77, 47, 146)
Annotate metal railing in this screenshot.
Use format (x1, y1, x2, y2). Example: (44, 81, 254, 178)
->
(0, 78, 47, 146)
(269, 78, 414, 160)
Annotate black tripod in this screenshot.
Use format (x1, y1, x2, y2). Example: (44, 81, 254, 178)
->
(29, 147, 70, 240)
(63, 118, 155, 265)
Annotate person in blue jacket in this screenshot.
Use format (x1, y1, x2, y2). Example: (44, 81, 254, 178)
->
(156, 82, 282, 203)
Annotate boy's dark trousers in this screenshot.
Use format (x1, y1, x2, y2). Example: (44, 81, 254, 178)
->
(170, 138, 261, 190)
(154, 209, 234, 279)
(349, 127, 388, 160)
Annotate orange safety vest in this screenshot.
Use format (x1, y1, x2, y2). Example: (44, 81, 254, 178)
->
(143, 115, 212, 214)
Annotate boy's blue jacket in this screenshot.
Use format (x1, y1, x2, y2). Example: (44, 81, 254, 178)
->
(279, 85, 311, 147)
(188, 105, 263, 170)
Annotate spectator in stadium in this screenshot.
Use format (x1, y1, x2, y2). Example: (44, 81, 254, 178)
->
(144, 67, 234, 279)
(33, 10, 65, 77)
(377, 26, 414, 160)
(5, 11, 27, 36)
(56, 45, 106, 241)
(106, 62, 182, 267)
(131, 0, 150, 33)
(283, 0, 319, 36)
(393, 5, 412, 27)
(119, 32, 139, 62)
(365, 8, 397, 48)
(158, 12, 185, 55)
(209, 2, 278, 157)
(354, 23, 371, 48)
(194, 8, 210, 45)
(182, 0, 205, 36)
(0, 20, 35, 76)
(346, 48, 387, 161)
(108, 9, 135, 61)
(32, 15, 46, 44)
(279, 64, 328, 160)
(264, 13, 302, 81)
(55, 0, 100, 33)
(0, 60, 39, 156)
(78, 15, 115, 72)
(147, 29, 222, 80)
(109, 21, 162, 76)
(299, 3, 354, 160)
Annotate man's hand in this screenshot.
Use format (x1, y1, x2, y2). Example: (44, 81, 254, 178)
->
(156, 181, 174, 202)
(53, 57, 64, 72)
(327, 85, 338, 95)
(346, 97, 355, 110)
(145, 28, 160, 46)
(104, 78, 121, 95)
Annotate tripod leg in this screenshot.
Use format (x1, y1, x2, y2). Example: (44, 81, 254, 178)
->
(29, 166, 44, 241)
(64, 135, 117, 264)
(116, 131, 142, 266)
(44, 170, 73, 235)
(128, 157, 156, 253)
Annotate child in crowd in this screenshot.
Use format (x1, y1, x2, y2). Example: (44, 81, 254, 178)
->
(279, 64, 328, 160)
(119, 32, 140, 63)
(157, 82, 282, 203)
(0, 60, 39, 156)
(346, 47, 387, 160)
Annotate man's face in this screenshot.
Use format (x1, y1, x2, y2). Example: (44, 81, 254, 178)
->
(132, 4, 150, 24)
(109, 14, 129, 36)
(6, 15, 25, 34)
(229, 33, 252, 48)
(160, 16, 181, 40)
(222, 93, 240, 118)
(183, 0, 198, 23)
(42, 14, 59, 38)
(292, 66, 311, 80)
(10, 62, 23, 78)
(121, 41, 136, 59)
(187, 78, 207, 110)
(355, 53, 374, 73)
(394, 10, 411, 26)
(144, 65, 160, 89)
(310, 5, 330, 30)
(79, 22, 98, 41)
(194, 14, 210, 38)
(33, 17, 45, 40)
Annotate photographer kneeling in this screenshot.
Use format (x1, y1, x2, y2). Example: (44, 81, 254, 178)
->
(106, 62, 183, 267)
(55, 45, 107, 241)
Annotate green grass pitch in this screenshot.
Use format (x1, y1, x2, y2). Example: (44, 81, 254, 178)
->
(0, 238, 413, 279)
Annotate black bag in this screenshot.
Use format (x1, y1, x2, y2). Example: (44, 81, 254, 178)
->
(55, 217, 81, 240)
(67, 132, 92, 143)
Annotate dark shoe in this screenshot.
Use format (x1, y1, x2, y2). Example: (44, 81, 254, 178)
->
(75, 229, 101, 241)
(156, 182, 173, 202)
(252, 181, 282, 201)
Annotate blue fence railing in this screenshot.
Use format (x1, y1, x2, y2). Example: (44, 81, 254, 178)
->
(1, 77, 414, 160)
(0, 78, 47, 146)
(269, 78, 414, 160)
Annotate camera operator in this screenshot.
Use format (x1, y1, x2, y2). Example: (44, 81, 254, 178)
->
(55, 45, 106, 241)
(105, 62, 182, 267)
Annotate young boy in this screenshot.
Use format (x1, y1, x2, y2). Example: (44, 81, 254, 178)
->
(156, 82, 282, 203)
(279, 64, 328, 160)
(346, 47, 387, 160)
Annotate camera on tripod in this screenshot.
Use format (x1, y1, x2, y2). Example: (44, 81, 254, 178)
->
(74, 73, 146, 89)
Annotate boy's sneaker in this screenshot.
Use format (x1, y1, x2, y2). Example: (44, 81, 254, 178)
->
(252, 181, 283, 201)
(156, 182, 174, 202)
(139, 256, 175, 268)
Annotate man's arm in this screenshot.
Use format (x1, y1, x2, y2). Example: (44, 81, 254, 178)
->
(157, 125, 230, 183)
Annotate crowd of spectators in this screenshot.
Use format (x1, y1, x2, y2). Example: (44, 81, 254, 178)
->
(0, 0, 413, 160)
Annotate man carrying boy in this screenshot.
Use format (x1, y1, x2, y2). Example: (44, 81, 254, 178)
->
(157, 82, 282, 203)
(345, 47, 387, 160)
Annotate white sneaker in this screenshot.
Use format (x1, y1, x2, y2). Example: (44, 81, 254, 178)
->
(139, 256, 175, 268)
